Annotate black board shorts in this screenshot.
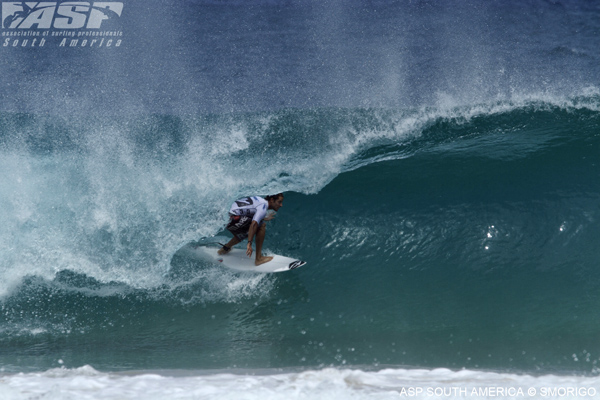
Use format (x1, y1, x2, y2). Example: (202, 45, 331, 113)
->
(226, 215, 253, 240)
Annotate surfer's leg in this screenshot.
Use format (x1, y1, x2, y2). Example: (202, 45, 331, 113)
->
(219, 215, 250, 255)
(218, 237, 240, 255)
(254, 223, 273, 266)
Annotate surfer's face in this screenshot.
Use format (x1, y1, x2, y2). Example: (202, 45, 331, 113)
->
(269, 196, 284, 211)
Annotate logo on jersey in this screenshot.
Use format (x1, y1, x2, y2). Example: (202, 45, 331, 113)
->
(235, 197, 254, 207)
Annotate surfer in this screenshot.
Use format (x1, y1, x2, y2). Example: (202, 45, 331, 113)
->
(218, 193, 284, 266)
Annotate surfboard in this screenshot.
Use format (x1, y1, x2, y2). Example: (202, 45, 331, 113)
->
(182, 244, 306, 273)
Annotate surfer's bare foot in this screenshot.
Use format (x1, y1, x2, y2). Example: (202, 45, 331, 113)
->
(255, 255, 273, 266)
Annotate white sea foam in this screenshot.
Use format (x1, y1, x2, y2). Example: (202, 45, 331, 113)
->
(1, 366, 599, 400)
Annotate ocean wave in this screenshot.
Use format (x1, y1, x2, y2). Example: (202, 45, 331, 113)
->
(1, 94, 599, 298)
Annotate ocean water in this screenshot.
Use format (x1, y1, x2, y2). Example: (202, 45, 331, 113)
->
(1, 0, 600, 398)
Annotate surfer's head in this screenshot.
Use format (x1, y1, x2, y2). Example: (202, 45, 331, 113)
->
(265, 193, 284, 211)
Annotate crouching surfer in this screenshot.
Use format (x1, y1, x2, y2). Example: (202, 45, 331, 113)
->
(218, 194, 284, 266)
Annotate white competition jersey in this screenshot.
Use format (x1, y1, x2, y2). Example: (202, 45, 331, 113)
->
(229, 196, 268, 224)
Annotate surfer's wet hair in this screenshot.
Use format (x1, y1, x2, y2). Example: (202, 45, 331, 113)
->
(265, 193, 284, 201)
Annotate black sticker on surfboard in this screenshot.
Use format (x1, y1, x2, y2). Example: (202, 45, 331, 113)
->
(288, 260, 306, 270)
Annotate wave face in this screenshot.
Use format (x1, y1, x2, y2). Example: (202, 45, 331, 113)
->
(2, 0, 600, 381)
(1, 98, 600, 375)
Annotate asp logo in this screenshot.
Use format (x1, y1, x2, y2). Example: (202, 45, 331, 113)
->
(2, 2, 123, 29)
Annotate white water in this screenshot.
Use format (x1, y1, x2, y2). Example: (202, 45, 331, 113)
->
(1, 366, 599, 400)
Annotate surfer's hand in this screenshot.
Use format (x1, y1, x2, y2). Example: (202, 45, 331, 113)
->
(246, 242, 253, 257)
(264, 214, 275, 221)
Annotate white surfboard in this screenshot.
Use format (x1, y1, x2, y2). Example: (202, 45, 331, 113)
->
(182, 244, 306, 273)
